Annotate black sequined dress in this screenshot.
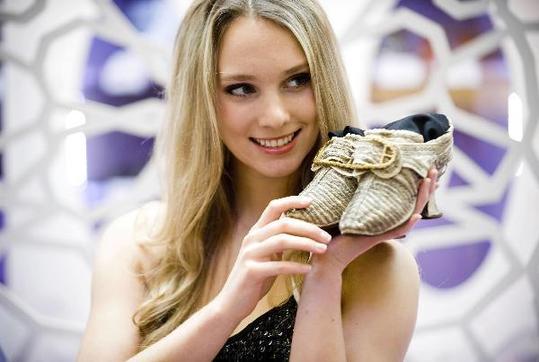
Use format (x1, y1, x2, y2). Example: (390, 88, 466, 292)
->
(213, 296, 297, 361)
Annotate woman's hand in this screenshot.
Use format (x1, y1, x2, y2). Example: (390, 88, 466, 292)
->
(311, 168, 439, 274)
(215, 196, 332, 319)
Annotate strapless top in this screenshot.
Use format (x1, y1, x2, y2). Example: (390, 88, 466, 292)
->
(213, 296, 297, 361)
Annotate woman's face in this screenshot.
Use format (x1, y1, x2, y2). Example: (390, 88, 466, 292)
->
(216, 16, 319, 180)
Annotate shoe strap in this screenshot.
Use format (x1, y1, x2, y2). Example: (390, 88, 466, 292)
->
(313, 135, 399, 171)
(312, 129, 453, 179)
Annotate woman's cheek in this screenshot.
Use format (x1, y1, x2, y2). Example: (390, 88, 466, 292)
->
(218, 102, 250, 134)
(294, 91, 316, 122)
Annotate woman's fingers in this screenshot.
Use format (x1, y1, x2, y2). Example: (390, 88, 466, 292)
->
(250, 217, 332, 245)
(414, 177, 431, 215)
(393, 170, 436, 239)
(390, 213, 422, 240)
(253, 260, 312, 277)
(400, 168, 437, 236)
(413, 168, 438, 215)
(429, 169, 438, 194)
(253, 196, 311, 229)
(247, 234, 327, 258)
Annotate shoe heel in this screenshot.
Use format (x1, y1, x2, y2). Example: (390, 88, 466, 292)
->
(421, 193, 443, 219)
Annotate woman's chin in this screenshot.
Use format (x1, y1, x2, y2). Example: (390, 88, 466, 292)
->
(256, 162, 302, 179)
(233, 154, 306, 181)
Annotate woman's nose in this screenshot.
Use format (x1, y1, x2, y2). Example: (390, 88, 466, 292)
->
(257, 92, 290, 128)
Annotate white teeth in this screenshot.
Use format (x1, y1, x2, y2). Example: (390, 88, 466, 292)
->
(254, 133, 295, 148)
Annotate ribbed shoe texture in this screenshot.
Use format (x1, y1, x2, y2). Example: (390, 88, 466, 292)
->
(285, 134, 361, 227)
(286, 115, 453, 236)
(339, 126, 453, 235)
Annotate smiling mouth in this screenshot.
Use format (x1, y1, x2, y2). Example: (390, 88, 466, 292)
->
(250, 130, 301, 148)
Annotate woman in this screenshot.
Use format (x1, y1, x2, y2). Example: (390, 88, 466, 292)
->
(78, 0, 436, 360)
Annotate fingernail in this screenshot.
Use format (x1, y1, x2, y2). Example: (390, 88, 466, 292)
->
(396, 234, 406, 239)
(316, 243, 327, 251)
(321, 231, 332, 242)
(300, 197, 312, 203)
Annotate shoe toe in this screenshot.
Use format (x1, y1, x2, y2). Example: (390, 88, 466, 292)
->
(339, 171, 419, 235)
(287, 168, 357, 227)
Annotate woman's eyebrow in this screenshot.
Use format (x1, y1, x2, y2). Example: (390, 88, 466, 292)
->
(283, 62, 309, 75)
(218, 62, 309, 81)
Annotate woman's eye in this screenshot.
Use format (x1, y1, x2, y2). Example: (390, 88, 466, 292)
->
(287, 72, 311, 88)
(225, 84, 255, 97)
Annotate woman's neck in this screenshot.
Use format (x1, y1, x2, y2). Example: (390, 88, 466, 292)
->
(232, 164, 300, 228)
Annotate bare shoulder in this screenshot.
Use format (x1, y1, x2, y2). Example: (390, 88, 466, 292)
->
(77, 201, 167, 362)
(341, 240, 420, 361)
(342, 239, 419, 293)
(130, 200, 168, 272)
(95, 200, 166, 273)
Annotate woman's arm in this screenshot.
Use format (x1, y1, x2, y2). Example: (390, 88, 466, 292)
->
(289, 258, 346, 362)
(76, 207, 246, 362)
(290, 241, 420, 362)
(126, 296, 245, 362)
(290, 170, 436, 362)
(340, 240, 420, 361)
(78, 197, 330, 362)
(77, 209, 151, 361)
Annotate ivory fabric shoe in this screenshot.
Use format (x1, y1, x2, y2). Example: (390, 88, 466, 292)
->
(339, 120, 453, 236)
(285, 132, 362, 227)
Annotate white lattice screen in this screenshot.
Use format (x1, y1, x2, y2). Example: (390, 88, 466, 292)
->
(0, 0, 537, 361)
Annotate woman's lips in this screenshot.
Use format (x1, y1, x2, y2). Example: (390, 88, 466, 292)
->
(252, 132, 294, 147)
(250, 129, 301, 155)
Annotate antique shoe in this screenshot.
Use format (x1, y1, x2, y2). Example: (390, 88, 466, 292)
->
(339, 118, 453, 236)
(383, 113, 451, 219)
(285, 131, 362, 227)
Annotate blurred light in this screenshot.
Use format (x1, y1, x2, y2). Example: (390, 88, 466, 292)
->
(508, 92, 523, 142)
(515, 161, 524, 177)
(375, 52, 426, 90)
(65, 110, 86, 129)
(64, 110, 88, 187)
(100, 51, 151, 95)
(447, 59, 482, 88)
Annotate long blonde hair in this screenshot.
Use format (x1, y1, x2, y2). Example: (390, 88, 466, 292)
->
(134, 0, 357, 350)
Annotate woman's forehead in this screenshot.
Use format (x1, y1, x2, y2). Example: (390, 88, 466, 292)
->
(217, 16, 308, 79)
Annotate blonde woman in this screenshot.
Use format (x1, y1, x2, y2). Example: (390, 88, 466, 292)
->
(78, 0, 437, 361)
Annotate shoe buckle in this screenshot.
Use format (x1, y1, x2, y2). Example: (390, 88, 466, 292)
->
(313, 135, 398, 172)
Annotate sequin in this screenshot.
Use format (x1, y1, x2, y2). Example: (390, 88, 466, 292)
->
(213, 296, 297, 361)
